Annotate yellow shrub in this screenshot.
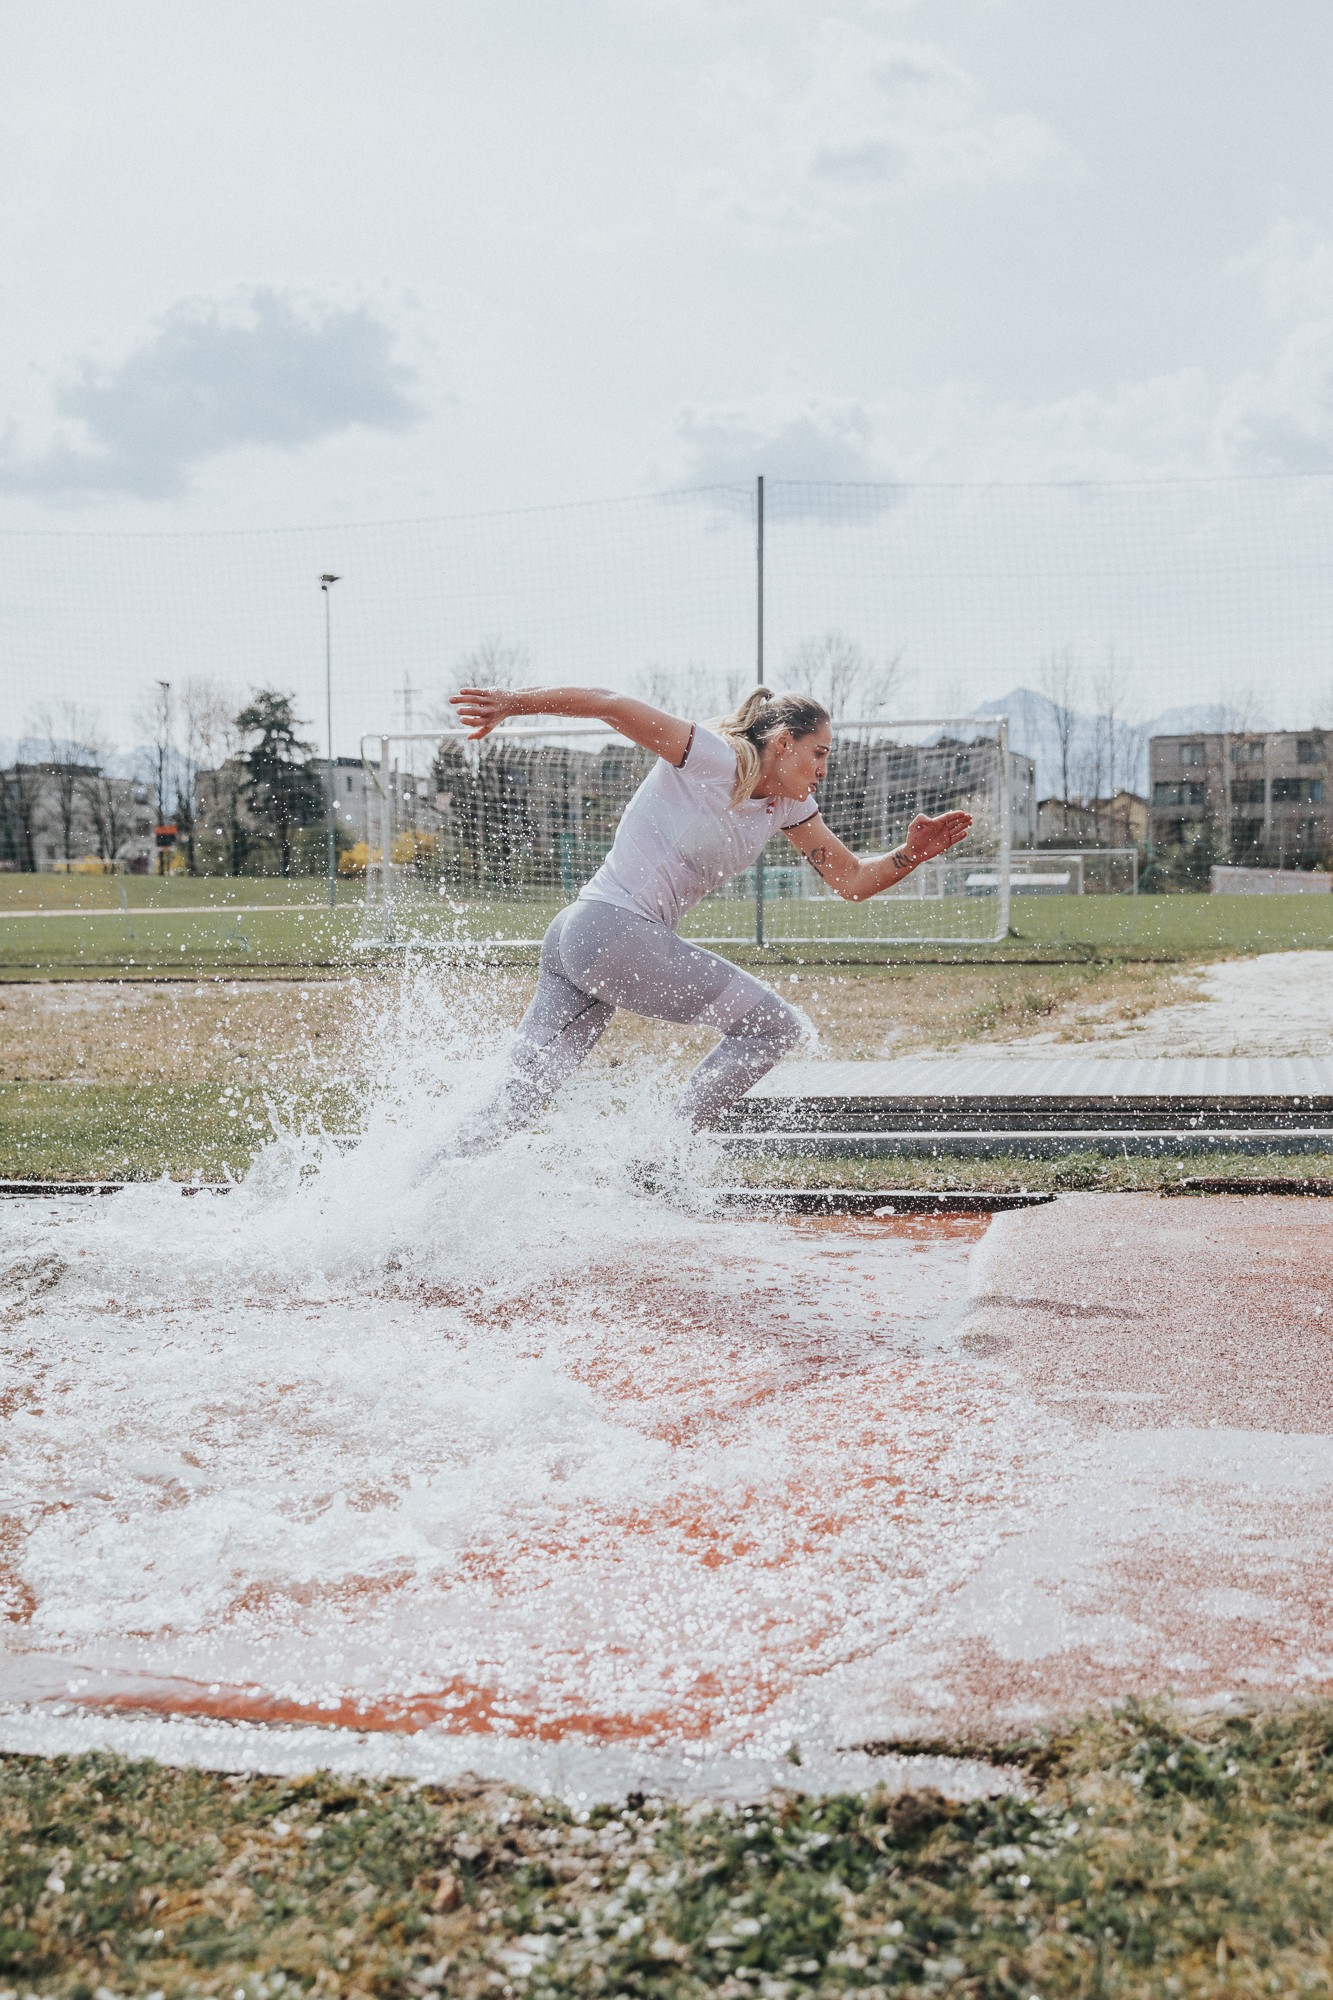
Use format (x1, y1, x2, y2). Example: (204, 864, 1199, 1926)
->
(392, 830, 437, 868)
(339, 832, 437, 878)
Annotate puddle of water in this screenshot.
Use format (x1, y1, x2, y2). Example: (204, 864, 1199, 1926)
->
(0, 962, 1044, 1792)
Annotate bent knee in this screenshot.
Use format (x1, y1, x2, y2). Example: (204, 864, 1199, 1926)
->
(728, 992, 803, 1052)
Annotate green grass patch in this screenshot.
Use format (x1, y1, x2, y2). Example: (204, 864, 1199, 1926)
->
(1009, 893, 1333, 957)
(0, 1083, 350, 1183)
(0, 878, 359, 913)
(5, 876, 1332, 980)
(3, 1700, 1333, 1996)
(359, 889, 1333, 962)
(0, 910, 365, 980)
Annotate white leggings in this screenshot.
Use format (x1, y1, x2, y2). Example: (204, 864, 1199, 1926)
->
(489, 899, 802, 1138)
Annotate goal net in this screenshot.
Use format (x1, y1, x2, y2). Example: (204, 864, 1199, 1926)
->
(356, 714, 1010, 949)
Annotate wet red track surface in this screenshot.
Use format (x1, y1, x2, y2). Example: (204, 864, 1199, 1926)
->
(4, 1199, 1333, 1751)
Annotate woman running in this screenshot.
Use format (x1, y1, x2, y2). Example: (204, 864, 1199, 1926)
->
(450, 682, 972, 1143)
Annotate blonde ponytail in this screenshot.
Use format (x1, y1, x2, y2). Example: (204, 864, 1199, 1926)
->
(711, 687, 830, 802)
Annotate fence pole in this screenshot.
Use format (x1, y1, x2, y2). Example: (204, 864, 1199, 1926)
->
(754, 472, 765, 948)
(320, 573, 339, 909)
(996, 718, 1012, 941)
(381, 735, 394, 946)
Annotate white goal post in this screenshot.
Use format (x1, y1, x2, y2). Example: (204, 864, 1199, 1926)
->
(356, 715, 1012, 950)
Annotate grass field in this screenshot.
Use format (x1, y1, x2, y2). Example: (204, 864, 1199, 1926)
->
(8, 868, 1324, 1186)
(4, 1700, 1333, 1998)
(4, 874, 1333, 977)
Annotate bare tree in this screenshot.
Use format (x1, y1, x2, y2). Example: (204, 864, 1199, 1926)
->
(1213, 679, 1263, 864)
(0, 757, 43, 872)
(133, 680, 175, 821)
(80, 728, 133, 866)
(174, 676, 232, 875)
(1117, 714, 1146, 801)
(448, 636, 533, 695)
(36, 702, 98, 863)
(786, 631, 907, 720)
(1081, 646, 1153, 845)
(636, 662, 752, 719)
(200, 699, 251, 877)
(130, 679, 179, 874)
(1039, 648, 1082, 804)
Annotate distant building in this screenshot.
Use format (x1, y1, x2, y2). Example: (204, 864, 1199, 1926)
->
(0, 762, 154, 872)
(314, 755, 375, 840)
(1036, 797, 1100, 847)
(309, 755, 434, 843)
(1035, 789, 1147, 851)
(1092, 790, 1149, 849)
(194, 754, 434, 865)
(1008, 753, 1038, 848)
(1148, 731, 1329, 868)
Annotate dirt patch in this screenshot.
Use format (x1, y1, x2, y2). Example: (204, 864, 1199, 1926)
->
(0, 958, 1191, 1090)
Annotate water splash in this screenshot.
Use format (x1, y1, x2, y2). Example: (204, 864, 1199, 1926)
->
(0, 960, 1048, 1780)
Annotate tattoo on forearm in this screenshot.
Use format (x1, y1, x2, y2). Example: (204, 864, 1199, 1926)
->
(807, 844, 835, 880)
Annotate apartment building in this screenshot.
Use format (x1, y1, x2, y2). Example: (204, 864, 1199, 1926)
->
(0, 762, 156, 871)
(1149, 731, 1329, 867)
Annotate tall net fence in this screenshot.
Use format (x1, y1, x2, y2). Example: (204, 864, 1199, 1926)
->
(3, 473, 1332, 893)
(762, 476, 1333, 719)
(4, 475, 1333, 753)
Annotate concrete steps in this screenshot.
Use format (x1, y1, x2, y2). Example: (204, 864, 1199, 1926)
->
(720, 1055, 1333, 1157)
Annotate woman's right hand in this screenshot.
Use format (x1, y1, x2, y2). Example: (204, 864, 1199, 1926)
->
(451, 686, 516, 740)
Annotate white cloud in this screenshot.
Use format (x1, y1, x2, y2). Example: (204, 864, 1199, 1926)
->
(692, 16, 1066, 236)
(668, 398, 901, 513)
(658, 224, 1333, 491)
(1241, 220, 1333, 323)
(967, 225, 1333, 482)
(0, 288, 425, 500)
(1216, 225, 1333, 473)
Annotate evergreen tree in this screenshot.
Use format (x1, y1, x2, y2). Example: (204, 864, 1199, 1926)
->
(235, 690, 324, 876)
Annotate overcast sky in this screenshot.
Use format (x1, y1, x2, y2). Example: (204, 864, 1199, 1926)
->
(4, 1, 1333, 734)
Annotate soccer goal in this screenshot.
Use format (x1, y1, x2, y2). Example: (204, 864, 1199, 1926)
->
(356, 714, 1011, 950)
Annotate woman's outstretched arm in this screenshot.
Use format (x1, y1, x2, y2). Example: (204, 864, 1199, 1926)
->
(450, 685, 693, 765)
(785, 809, 973, 902)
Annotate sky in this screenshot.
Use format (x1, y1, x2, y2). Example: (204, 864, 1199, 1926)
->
(4, 0, 1333, 743)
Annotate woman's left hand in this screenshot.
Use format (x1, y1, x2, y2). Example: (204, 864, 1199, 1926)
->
(451, 686, 516, 740)
(902, 810, 973, 865)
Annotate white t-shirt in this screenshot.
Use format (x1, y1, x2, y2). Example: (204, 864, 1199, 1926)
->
(579, 724, 819, 930)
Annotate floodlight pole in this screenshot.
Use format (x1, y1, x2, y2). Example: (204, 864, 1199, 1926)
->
(156, 679, 172, 878)
(755, 472, 766, 948)
(321, 574, 340, 909)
